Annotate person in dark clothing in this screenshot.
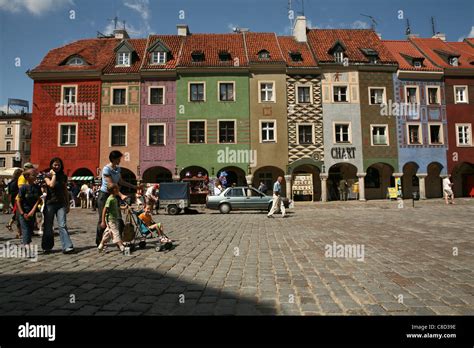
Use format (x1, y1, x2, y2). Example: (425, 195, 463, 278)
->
(42, 157, 74, 254)
(16, 169, 41, 247)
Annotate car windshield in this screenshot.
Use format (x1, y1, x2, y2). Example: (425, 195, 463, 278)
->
(246, 188, 263, 197)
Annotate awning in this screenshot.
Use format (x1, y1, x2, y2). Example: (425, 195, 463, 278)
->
(0, 167, 22, 178)
(70, 176, 94, 181)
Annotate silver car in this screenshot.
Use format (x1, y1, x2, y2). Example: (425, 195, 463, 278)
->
(206, 186, 290, 214)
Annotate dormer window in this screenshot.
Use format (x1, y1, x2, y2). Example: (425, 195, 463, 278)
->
(413, 60, 423, 68)
(66, 56, 85, 66)
(151, 52, 166, 65)
(361, 48, 379, 64)
(334, 51, 344, 63)
(290, 51, 303, 62)
(191, 51, 205, 62)
(258, 50, 270, 60)
(219, 51, 232, 62)
(118, 52, 131, 66)
(449, 56, 459, 66)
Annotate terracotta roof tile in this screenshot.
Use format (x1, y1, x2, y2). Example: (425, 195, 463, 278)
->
(31, 38, 118, 73)
(382, 40, 441, 71)
(277, 36, 317, 67)
(178, 33, 248, 67)
(307, 29, 397, 64)
(103, 38, 148, 74)
(243, 32, 285, 64)
(141, 35, 183, 70)
(410, 38, 474, 69)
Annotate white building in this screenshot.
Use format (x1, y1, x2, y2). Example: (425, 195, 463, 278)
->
(0, 113, 32, 169)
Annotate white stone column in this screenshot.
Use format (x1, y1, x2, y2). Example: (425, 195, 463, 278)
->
(416, 173, 428, 200)
(357, 173, 366, 201)
(320, 174, 328, 202)
(284, 174, 292, 199)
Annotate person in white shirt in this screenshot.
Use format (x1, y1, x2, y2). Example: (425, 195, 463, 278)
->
(85, 184, 93, 209)
(442, 175, 454, 205)
(145, 184, 159, 214)
(214, 179, 223, 196)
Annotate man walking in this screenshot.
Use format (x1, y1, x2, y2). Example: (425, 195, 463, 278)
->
(267, 176, 285, 218)
(443, 175, 455, 205)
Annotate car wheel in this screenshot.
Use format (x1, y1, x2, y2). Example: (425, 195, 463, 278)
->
(168, 205, 179, 215)
(219, 203, 231, 214)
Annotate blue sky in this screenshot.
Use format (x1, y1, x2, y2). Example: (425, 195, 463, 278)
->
(0, 0, 473, 111)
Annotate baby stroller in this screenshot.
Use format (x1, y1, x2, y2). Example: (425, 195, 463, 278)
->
(122, 206, 174, 252)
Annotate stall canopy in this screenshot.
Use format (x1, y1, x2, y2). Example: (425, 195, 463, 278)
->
(0, 167, 21, 178)
(69, 176, 94, 181)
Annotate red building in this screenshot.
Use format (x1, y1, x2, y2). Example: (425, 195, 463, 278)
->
(28, 38, 116, 178)
(411, 38, 474, 197)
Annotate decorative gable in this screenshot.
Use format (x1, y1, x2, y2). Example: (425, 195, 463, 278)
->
(147, 39, 170, 53)
(433, 49, 460, 66)
(114, 40, 136, 66)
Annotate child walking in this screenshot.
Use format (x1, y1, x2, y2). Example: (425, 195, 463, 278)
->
(16, 169, 42, 249)
(98, 183, 126, 253)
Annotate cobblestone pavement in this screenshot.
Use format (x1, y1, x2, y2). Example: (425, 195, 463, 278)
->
(0, 198, 473, 316)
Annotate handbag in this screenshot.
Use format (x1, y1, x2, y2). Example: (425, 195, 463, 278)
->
(122, 209, 135, 242)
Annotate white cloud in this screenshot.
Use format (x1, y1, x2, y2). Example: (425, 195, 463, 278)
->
(351, 20, 370, 29)
(0, 105, 9, 113)
(123, 0, 151, 35)
(0, 0, 74, 16)
(458, 26, 474, 42)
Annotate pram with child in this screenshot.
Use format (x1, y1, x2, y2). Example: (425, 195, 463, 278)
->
(122, 204, 175, 252)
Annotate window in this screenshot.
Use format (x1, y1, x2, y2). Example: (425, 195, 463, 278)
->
(218, 121, 235, 143)
(118, 52, 131, 66)
(62, 86, 77, 104)
(59, 124, 77, 146)
(22, 128, 25, 136)
(110, 125, 126, 146)
(449, 57, 459, 66)
(369, 88, 385, 105)
(219, 83, 235, 101)
(428, 124, 443, 145)
(189, 121, 206, 143)
(368, 56, 379, 64)
(427, 86, 440, 105)
(151, 52, 166, 64)
(334, 123, 351, 143)
(413, 60, 422, 68)
(67, 56, 85, 66)
(189, 83, 205, 102)
(290, 52, 303, 62)
(260, 121, 276, 142)
(298, 125, 313, 144)
(191, 51, 204, 62)
(371, 125, 388, 146)
(0, 158, 5, 167)
(258, 50, 270, 59)
(454, 86, 468, 104)
(407, 124, 422, 145)
(6, 128, 11, 135)
(112, 88, 127, 105)
(219, 51, 231, 61)
(6, 141, 11, 151)
(456, 124, 472, 146)
(333, 86, 348, 102)
(260, 82, 275, 102)
(405, 86, 418, 104)
(149, 87, 164, 105)
(148, 124, 165, 146)
(297, 86, 311, 103)
(225, 188, 244, 197)
(334, 51, 344, 63)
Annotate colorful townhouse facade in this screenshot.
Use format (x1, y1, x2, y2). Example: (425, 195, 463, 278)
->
(27, 22, 474, 200)
(279, 18, 324, 201)
(411, 37, 474, 197)
(28, 38, 116, 177)
(175, 32, 250, 187)
(383, 40, 447, 199)
(140, 34, 183, 183)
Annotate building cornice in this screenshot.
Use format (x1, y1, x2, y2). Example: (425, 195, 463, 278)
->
(176, 67, 249, 74)
(397, 70, 444, 80)
(27, 70, 102, 80)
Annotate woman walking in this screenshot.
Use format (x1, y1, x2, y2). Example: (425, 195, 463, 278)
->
(42, 157, 74, 254)
(96, 151, 137, 246)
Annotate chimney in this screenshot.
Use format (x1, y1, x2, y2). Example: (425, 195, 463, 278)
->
(293, 16, 307, 42)
(432, 33, 446, 41)
(376, 32, 382, 40)
(177, 24, 190, 36)
(113, 29, 129, 39)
